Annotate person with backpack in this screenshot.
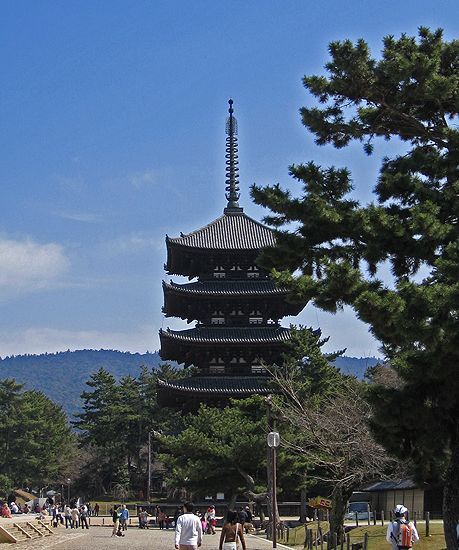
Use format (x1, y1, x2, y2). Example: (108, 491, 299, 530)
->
(386, 504, 419, 550)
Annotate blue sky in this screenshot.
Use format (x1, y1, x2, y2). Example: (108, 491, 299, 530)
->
(1, 1, 458, 358)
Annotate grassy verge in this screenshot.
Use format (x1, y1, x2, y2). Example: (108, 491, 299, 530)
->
(280, 522, 446, 550)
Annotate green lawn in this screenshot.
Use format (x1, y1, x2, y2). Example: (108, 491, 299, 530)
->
(280, 522, 446, 550)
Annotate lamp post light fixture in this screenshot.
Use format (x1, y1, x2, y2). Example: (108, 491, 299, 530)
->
(67, 478, 71, 503)
(267, 431, 280, 548)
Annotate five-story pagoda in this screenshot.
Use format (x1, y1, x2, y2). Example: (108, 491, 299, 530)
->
(158, 100, 305, 408)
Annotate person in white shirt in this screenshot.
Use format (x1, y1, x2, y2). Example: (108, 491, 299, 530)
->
(386, 504, 419, 550)
(64, 505, 72, 528)
(70, 506, 80, 529)
(175, 502, 202, 550)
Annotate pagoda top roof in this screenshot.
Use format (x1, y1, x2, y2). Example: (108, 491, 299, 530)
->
(166, 211, 276, 251)
(163, 280, 287, 296)
(159, 326, 290, 344)
(156, 376, 272, 395)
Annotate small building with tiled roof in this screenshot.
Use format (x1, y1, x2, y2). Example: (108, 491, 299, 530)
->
(158, 100, 306, 408)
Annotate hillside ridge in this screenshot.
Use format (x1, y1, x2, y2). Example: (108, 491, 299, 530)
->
(0, 350, 380, 417)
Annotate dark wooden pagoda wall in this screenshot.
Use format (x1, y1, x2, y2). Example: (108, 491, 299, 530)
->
(161, 244, 295, 375)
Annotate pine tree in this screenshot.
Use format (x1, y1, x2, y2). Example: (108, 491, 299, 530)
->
(252, 28, 459, 548)
(0, 379, 74, 487)
(74, 368, 125, 492)
(158, 396, 268, 506)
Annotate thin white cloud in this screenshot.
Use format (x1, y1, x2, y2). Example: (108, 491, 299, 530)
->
(0, 325, 159, 358)
(129, 170, 156, 188)
(0, 237, 70, 299)
(55, 211, 103, 223)
(100, 232, 164, 255)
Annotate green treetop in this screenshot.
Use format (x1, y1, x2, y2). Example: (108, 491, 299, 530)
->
(251, 28, 459, 549)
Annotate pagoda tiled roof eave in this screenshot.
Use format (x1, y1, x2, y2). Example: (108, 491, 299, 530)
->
(159, 326, 291, 344)
(156, 376, 274, 395)
(162, 280, 290, 297)
(166, 212, 277, 250)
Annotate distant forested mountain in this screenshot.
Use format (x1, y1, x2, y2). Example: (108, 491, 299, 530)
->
(333, 355, 381, 379)
(0, 350, 380, 417)
(0, 349, 162, 417)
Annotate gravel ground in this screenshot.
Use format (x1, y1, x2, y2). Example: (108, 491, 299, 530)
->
(13, 526, 294, 550)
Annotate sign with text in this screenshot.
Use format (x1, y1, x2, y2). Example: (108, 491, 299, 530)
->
(308, 496, 332, 509)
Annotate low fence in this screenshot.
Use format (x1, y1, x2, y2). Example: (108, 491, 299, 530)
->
(274, 511, 438, 548)
(344, 510, 434, 535)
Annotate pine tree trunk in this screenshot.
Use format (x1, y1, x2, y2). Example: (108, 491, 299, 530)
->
(443, 439, 459, 550)
(329, 485, 352, 542)
(228, 492, 238, 511)
(300, 486, 308, 523)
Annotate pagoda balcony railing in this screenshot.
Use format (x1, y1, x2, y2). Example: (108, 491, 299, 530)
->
(199, 366, 268, 376)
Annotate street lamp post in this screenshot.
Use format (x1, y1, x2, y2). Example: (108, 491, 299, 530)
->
(147, 431, 152, 502)
(267, 431, 280, 549)
(67, 478, 71, 504)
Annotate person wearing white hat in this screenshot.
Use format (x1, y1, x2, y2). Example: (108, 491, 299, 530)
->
(386, 505, 419, 550)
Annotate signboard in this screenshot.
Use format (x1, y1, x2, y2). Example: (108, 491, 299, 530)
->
(308, 496, 332, 509)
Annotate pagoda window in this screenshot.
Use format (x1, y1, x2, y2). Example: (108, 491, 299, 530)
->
(249, 316, 263, 325)
(247, 266, 260, 279)
(209, 365, 225, 374)
(211, 316, 225, 325)
(230, 265, 242, 271)
(251, 364, 267, 374)
(213, 266, 226, 279)
(211, 310, 225, 325)
(209, 357, 225, 373)
(229, 309, 244, 316)
(230, 357, 247, 364)
(249, 310, 263, 325)
(211, 317, 225, 325)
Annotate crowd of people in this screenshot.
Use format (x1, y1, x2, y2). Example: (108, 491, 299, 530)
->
(2, 494, 260, 546)
(107, 501, 254, 540)
(0, 497, 95, 530)
(1, 501, 33, 517)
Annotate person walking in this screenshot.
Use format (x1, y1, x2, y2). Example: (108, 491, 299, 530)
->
(120, 504, 129, 531)
(175, 502, 202, 550)
(64, 504, 72, 528)
(237, 507, 248, 526)
(158, 507, 166, 529)
(137, 507, 144, 529)
(219, 510, 246, 550)
(173, 506, 182, 528)
(79, 504, 89, 529)
(94, 503, 100, 517)
(111, 505, 120, 537)
(200, 512, 207, 536)
(206, 505, 216, 535)
(386, 505, 419, 550)
(70, 506, 80, 529)
(70, 505, 80, 529)
(243, 506, 253, 533)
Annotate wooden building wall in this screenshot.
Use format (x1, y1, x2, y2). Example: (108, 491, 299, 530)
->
(369, 489, 424, 517)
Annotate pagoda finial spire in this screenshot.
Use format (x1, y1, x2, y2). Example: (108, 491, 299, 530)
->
(224, 99, 243, 213)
